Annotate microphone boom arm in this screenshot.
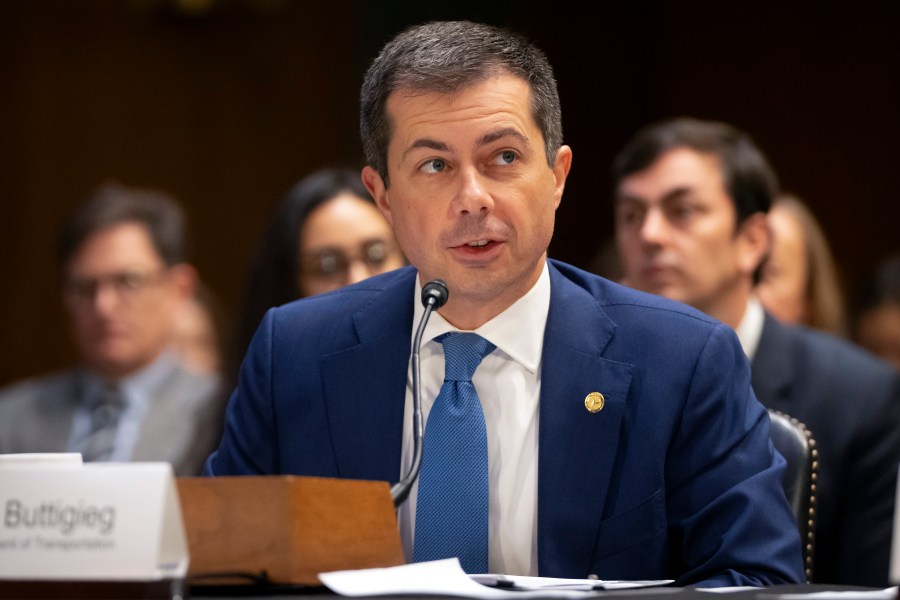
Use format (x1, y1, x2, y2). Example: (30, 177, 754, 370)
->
(391, 279, 449, 507)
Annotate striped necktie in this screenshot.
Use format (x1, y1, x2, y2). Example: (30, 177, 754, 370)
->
(80, 384, 126, 462)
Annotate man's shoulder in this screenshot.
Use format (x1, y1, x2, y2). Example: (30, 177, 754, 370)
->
(157, 360, 221, 405)
(757, 316, 899, 407)
(0, 369, 81, 413)
(548, 259, 719, 327)
(276, 266, 416, 318)
(765, 317, 896, 382)
(257, 266, 417, 351)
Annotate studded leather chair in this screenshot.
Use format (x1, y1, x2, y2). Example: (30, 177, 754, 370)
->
(767, 408, 818, 582)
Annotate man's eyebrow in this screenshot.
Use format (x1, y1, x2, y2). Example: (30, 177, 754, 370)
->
(400, 128, 527, 160)
(615, 186, 692, 204)
(402, 138, 450, 161)
(401, 138, 450, 160)
(477, 127, 528, 147)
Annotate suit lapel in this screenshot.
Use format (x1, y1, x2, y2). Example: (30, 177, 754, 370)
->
(49, 372, 84, 451)
(320, 272, 416, 484)
(131, 363, 213, 472)
(751, 313, 794, 411)
(538, 265, 634, 577)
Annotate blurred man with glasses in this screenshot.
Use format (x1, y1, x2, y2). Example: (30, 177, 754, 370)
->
(0, 182, 221, 475)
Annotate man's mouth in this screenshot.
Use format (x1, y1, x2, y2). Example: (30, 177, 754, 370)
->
(641, 263, 676, 282)
(451, 239, 502, 259)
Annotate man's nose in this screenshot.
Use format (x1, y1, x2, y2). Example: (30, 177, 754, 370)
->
(91, 282, 122, 314)
(452, 168, 494, 215)
(639, 208, 670, 246)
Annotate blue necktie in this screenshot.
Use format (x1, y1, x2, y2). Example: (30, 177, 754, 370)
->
(413, 332, 496, 573)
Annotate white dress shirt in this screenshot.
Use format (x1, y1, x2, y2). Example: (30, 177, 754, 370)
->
(398, 261, 551, 576)
(735, 296, 765, 361)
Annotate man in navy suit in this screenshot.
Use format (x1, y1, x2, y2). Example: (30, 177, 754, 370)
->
(205, 21, 803, 586)
(612, 117, 900, 586)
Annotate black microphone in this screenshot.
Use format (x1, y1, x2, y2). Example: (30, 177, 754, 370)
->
(391, 278, 449, 507)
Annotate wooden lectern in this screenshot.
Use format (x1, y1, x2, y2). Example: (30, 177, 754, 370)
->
(177, 475, 406, 586)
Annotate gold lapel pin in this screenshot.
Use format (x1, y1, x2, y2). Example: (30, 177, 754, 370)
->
(584, 392, 605, 413)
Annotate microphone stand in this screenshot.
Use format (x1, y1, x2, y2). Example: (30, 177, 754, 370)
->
(391, 279, 449, 507)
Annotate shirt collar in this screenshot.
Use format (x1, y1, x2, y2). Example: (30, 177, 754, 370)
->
(735, 295, 765, 360)
(82, 350, 179, 407)
(412, 261, 551, 374)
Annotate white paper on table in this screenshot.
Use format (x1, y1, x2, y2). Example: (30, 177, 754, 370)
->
(471, 573, 674, 590)
(759, 588, 899, 600)
(319, 558, 673, 598)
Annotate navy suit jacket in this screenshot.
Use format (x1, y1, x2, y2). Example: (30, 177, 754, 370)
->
(206, 261, 804, 586)
(752, 314, 900, 586)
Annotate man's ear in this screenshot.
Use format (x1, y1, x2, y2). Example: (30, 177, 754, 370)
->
(362, 166, 392, 225)
(551, 145, 573, 210)
(737, 212, 772, 278)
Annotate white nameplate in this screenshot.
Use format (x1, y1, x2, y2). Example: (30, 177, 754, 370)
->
(0, 458, 188, 580)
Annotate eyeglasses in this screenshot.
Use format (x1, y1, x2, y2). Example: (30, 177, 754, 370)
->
(63, 269, 169, 306)
(301, 239, 399, 280)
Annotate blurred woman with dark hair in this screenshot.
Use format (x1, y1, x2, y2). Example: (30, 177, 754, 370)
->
(231, 166, 406, 373)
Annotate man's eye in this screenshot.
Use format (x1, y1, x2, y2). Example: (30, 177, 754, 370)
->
(616, 206, 643, 226)
(670, 204, 697, 221)
(119, 273, 145, 290)
(495, 150, 517, 165)
(421, 158, 446, 174)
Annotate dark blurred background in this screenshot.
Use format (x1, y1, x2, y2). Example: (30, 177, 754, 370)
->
(2, 0, 898, 385)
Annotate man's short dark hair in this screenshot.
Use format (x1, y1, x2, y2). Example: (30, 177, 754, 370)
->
(56, 181, 188, 267)
(611, 117, 778, 226)
(360, 20, 563, 187)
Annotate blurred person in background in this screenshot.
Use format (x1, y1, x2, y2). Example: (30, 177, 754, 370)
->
(0, 182, 222, 475)
(757, 193, 847, 336)
(612, 116, 900, 586)
(851, 254, 900, 370)
(229, 166, 407, 378)
(171, 280, 225, 377)
(585, 237, 626, 284)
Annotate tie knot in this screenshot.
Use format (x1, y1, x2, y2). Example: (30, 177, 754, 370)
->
(438, 332, 496, 382)
(90, 385, 125, 413)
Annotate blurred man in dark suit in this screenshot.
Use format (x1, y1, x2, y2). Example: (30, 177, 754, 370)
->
(612, 116, 900, 586)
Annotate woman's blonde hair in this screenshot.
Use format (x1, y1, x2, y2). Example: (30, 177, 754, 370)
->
(772, 194, 847, 335)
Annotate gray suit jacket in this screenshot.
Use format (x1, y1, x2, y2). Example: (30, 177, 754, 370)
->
(752, 313, 900, 587)
(0, 361, 222, 476)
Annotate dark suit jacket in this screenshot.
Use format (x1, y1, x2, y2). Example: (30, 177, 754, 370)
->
(752, 314, 900, 586)
(206, 261, 804, 586)
(0, 359, 222, 476)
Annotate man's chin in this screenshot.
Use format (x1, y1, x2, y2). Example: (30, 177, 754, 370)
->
(84, 351, 143, 380)
(636, 280, 690, 304)
(632, 276, 668, 294)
